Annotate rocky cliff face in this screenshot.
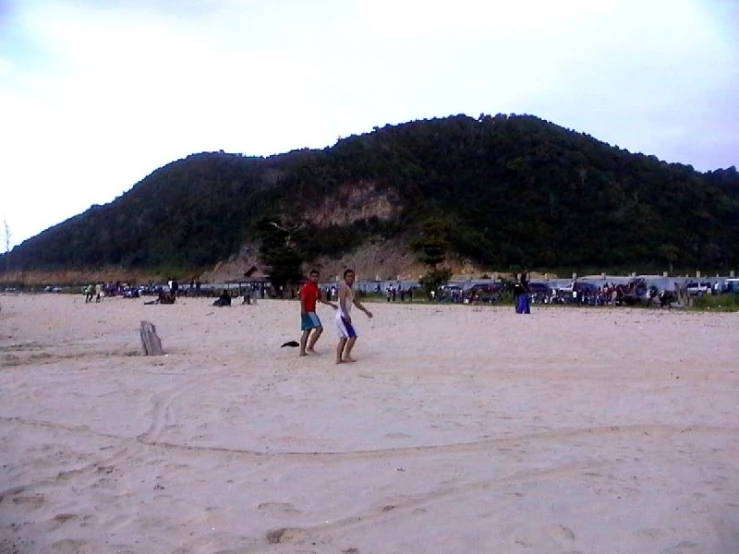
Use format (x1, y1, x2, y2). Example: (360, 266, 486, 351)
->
(199, 178, 407, 284)
(310, 237, 421, 282)
(202, 237, 485, 285)
(304, 181, 401, 227)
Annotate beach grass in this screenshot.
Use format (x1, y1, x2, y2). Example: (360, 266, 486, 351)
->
(692, 293, 739, 312)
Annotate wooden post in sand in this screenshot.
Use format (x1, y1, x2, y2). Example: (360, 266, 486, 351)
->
(140, 321, 164, 356)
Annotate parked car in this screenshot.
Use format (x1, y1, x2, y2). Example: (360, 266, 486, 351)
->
(721, 279, 739, 294)
(686, 281, 712, 296)
(467, 283, 503, 294)
(466, 283, 504, 303)
(439, 285, 464, 302)
(527, 282, 551, 303)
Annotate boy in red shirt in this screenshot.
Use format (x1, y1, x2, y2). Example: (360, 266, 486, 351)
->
(300, 269, 336, 356)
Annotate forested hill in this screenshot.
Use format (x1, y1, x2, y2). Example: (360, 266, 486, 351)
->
(3, 114, 739, 273)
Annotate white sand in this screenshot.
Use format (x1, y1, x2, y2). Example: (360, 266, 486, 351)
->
(1, 293, 738, 554)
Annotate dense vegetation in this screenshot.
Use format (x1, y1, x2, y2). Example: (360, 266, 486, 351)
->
(2, 114, 738, 274)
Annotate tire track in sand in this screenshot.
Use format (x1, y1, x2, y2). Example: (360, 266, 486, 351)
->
(3, 417, 737, 463)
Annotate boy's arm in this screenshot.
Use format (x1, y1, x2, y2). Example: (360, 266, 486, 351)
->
(318, 289, 337, 309)
(353, 296, 373, 318)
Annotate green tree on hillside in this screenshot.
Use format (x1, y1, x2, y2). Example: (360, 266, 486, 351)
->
(413, 217, 453, 298)
(255, 217, 305, 296)
(413, 218, 449, 269)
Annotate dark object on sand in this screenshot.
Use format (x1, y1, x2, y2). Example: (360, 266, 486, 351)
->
(144, 290, 176, 305)
(140, 320, 164, 356)
(281, 340, 299, 348)
(213, 290, 232, 307)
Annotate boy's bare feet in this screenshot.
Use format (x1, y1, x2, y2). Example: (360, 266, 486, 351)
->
(342, 356, 357, 363)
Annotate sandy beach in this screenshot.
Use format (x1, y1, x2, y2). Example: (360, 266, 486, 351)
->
(1, 293, 738, 554)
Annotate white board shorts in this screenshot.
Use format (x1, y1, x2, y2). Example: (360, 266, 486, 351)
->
(335, 313, 358, 339)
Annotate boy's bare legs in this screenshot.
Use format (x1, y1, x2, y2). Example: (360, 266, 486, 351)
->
(342, 337, 358, 362)
(306, 327, 323, 354)
(299, 330, 310, 356)
(336, 338, 348, 364)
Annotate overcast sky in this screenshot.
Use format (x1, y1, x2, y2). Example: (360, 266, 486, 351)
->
(1, 0, 738, 248)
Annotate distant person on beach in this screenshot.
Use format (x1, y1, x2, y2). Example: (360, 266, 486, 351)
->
(299, 269, 337, 356)
(212, 289, 231, 307)
(144, 288, 176, 305)
(241, 287, 253, 305)
(335, 269, 373, 364)
(95, 282, 103, 303)
(513, 272, 531, 314)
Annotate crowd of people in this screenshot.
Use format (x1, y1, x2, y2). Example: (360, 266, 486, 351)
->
(74, 269, 736, 364)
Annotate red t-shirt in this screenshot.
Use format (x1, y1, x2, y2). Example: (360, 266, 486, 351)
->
(301, 281, 319, 312)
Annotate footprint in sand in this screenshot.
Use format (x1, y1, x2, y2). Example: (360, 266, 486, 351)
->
(384, 432, 411, 440)
(636, 527, 665, 540)
(10, 495, 45, 510)
(513, 524, 576, 547)
(257, 502, 301, 514)
(44, 513, 88, 533)
(265, 526, 311, 544)
(659, 541, 700, 553)
(50, 539, 90, 553)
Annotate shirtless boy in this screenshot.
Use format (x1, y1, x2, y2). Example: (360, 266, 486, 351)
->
(335, 269, 373, 364)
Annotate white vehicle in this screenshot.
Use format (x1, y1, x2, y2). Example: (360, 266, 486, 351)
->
(686, 281, 712, 296)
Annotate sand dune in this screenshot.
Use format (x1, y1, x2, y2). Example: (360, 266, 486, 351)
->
(1, 294, 738, 553)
